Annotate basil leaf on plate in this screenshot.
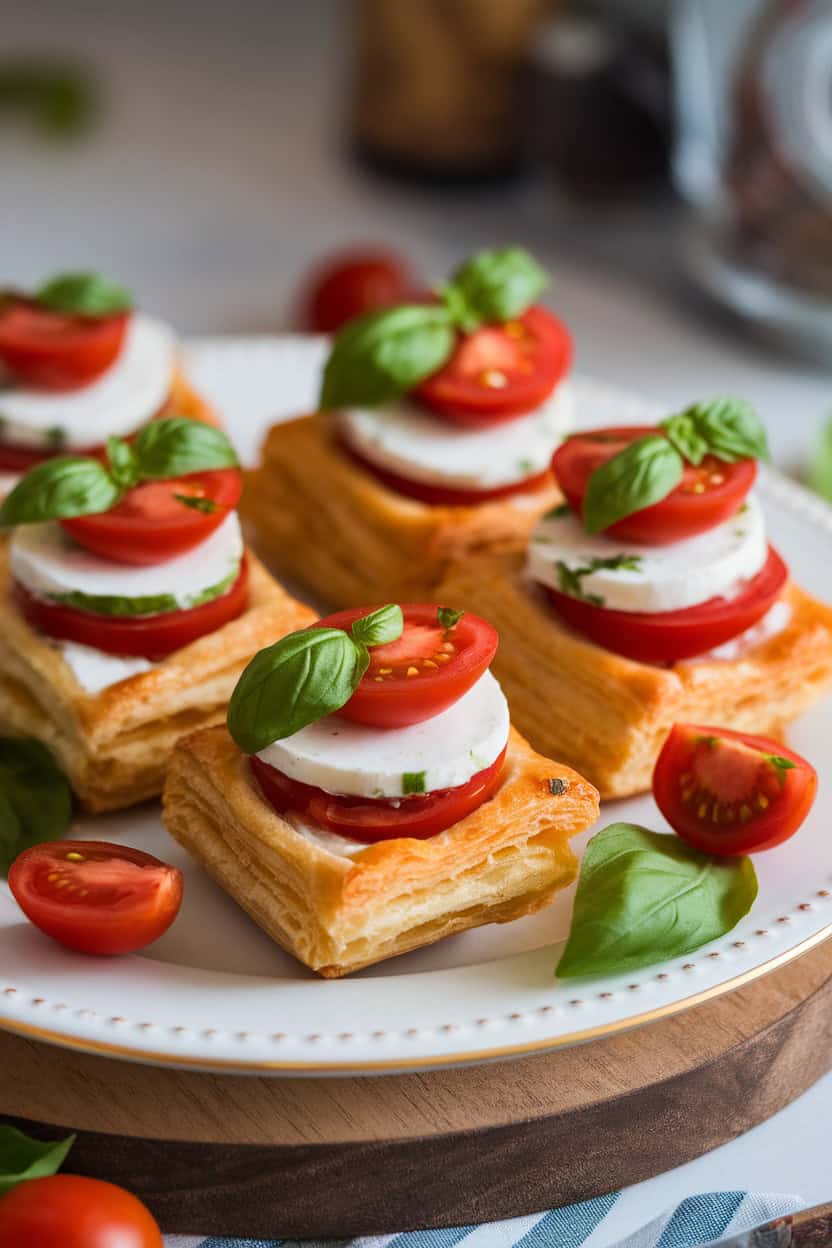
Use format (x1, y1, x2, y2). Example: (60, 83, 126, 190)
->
(350, 603, 403, 648)
(582, 434, 684, 534)
(0, 739, 73, 875)
(684, 397, 769, 463)
(106, 436, 139, 491)
(660, 412, 708, 466)
(446, 246, 548, 330)
(0, 456, 120, 526)
(556, 822, 758, 979)
(0, 1125, 75, 1195)
(133, 418, 238, 479)
(35, 271, 132, 317)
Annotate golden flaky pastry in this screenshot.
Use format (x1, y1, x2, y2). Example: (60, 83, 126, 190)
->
(163, 725, 599, 977)
(0, 546, 315, 812)
(160, 366, 220, 426)
(438, 557, 832, 799)
(240, 413, 560, 607)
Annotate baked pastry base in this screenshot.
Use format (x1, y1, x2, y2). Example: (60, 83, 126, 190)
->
(438, 558, 832, 799)
(163, 725, 599, 978)
(160, 366, 220, 426)
(0, 548, 315, 812)
(241, 413, 560, 607)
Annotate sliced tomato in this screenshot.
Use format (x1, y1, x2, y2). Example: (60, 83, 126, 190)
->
(317, 603, 498, 727)
(301, 247, 412, 333)
(544, 546, 788, 664)
(252, 747, 506, 843)
(0, 1175, 163, 1248)
(653, 724, 817, 855)
(61, 468, 242, 565)
(0, 297, 129, 391)
(12, 557, 248, 660)
(341, 437, 552, 505)
(8, 840, 183, 955)
(552, 426, 757, 544)
(414, 306, 571, 428)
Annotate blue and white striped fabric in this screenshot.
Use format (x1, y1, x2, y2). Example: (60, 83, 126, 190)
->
(163, 1190, 804, 1248)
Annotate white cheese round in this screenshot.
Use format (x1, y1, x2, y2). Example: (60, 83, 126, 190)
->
(10, 512, 243, 612)
(256, 670, 510, 800)
(528, 495, 768, 614)
(0, 315, 176, 449)
(56, 641, 154, 693)
(337, 380, 574, 492)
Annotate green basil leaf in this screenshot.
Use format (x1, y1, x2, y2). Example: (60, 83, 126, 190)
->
(0, 457, 120, 526)
(107, 436, 139, 490)
(227, 627, 368, 753)
(582, 435, 684, 534)
(0, 1125, 76, 1195)
(403, 771, 426, 794)
(437, 606, 464, 630)
(684, 397, 769, 463)
(350, 603, 403, 648)
(446, 247, 548, 329)
(660, 413, 708, 466)
(133, 418, 239, 479)
(807, 416, 832, 501)
(173, 493, 220, 514)
(320, 304, 455, 410)
(35, 271, 132, 317)
(556, 823, 758, 979)
(0, 739, 73, 875)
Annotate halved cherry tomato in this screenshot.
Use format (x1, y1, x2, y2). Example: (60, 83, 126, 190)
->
(415, 306, 572, 428)
(0, 298, 129, 391)
(252, 747, 506, 843)
(317, 603, 498, 727)
(0, 1175, 163, 1248)
(301, 247, 412, 333)
(9, 840, 183, 955)
(61, 468, 242, 565)
(12, 557, 249, 660)
(653, 724, 817, 855)
(544, 546, 788, 664)
(341, 437, 552, 505)
(552, 426, 757, 544)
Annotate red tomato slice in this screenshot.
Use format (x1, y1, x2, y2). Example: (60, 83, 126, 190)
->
(301, 247, 412, 333)
(8, 840, 183, 955)
(341, 437, 552, 505)
(0, 1175, 163, 1248)
(12, 557, 249, 660)
(61, 468, 242, 566)
(544, 546, 788, 664)
(0, 298, 130, 391)
(251, 747, 506, 843)
(414, 306, 572, 427)
(552, 426, 757, 544)
(317, 603, 498, 727)
(653, 724, 817, 855)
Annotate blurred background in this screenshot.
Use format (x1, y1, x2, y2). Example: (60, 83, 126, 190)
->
(3, 0, 832, 477)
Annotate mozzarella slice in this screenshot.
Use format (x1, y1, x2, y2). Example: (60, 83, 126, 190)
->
(11, 512, 244, 612)
(0, 315, 175, 449)
(528, 495, 768, 614)
(56, 641, 154, 693)
(256, 670, 509, 800)
(337, 380, 574, 492)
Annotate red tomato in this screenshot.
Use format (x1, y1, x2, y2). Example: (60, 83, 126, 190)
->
(9, 841, 183, 955)
(552, 427, 757, 544)
(12, 557, 249, 660)
(252, 747, 506, 843)
(544, 546, 788, 664)
(301, 248, 412, 333)
(653, 724, 817, 855)
(61, 468, 242, 566)
(341, 437, 552, 505)
(0, 1175, 162, 1248)
(415, 306, 572, 427)
(0, 443, 69, 473)
(0, 298, 129, 391)
(317, 603, 498, 727)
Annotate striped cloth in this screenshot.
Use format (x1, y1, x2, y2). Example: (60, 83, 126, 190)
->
(164, 1190, 804, 1248)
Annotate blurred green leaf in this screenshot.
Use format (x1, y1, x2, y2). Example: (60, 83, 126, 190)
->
(808, 417, 832, 503)
(0, 61, 99, 140)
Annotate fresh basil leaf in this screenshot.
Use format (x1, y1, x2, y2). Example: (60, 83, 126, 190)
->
(350, 603, 403, 648)
(35, 271, 132, 317)
(0, 739, 73, 875)
(174, 493, 220, 514)
(437, 606, 464, 630)
(47, 563, 238, 617)
(228, 627, 368, 753)
(807, 416, 832, 501)
(107, 436, 139, 491)
(0, 457, 120, 526)
(133, 418, 239, 479)
(403, 771, 426, 795)
(447, 247, 548, 329)
(660, 413, 708, 466)
(582, 435, 684, 535)
(320, 304, 455, 411)
(0, 1124, 76, 1195)
(556, 823, 758, 979)
(556, 554, 641, 605)
(684, 397, 769, 463)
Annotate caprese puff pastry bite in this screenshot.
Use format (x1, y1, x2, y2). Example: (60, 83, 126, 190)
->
(0, 419, 314, 811)
(0, 270, 216, 483)
(438, 399, 832, 799)
(163, 603, 600, 977)
(242, 247, 573, 605)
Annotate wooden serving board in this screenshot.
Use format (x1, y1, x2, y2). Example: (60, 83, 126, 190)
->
(4, 938, 832, 1239)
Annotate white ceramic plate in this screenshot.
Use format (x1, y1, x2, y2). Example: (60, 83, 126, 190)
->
(1, 337, 831, 1076)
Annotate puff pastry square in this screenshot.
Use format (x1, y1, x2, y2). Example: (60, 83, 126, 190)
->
(438, 557, 832, 799)
(241, 413, 560, 607)
(0, 546, 315, 812)
(162, 724, 600, 977)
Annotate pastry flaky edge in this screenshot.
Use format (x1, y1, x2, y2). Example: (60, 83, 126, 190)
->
(0, 545, 316, 813)
(240, 413, 560, 608)
(437, 556, 832, 800)
(160, 365, 220, 426)
(162, 724, 599, 978)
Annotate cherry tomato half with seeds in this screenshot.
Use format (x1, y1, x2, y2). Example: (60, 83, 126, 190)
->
(0, 297, 130, 391)
(301, 247, 413, 333)
(0, 1175, 163, 1248)
(653, 725, 817, 855)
